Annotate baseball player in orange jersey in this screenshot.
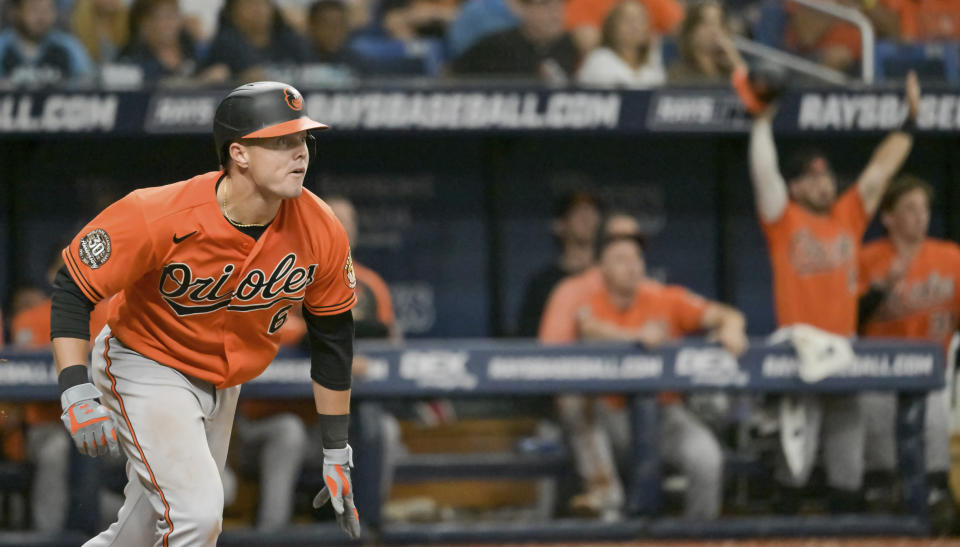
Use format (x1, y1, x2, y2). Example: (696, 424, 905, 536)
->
(50, 81, 361, 546)
(565, 234, 747, 520)
(858, 175, 960, 522)
(746, 72, 920, 510)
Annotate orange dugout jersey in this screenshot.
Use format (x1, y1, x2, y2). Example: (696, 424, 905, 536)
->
(859, 238, 960, 353)
(584, 280, 708, 338)
(763, 186, 870, 336)
(62, 171, 357, 388)
(11, 297, 110, 349)
(585, 280, 708, 405)
(538, 266, 604, 344)
(354, 263, 396, 328)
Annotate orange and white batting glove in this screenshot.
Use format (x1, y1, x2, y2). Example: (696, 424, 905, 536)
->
(60, 382, 119, 458)
(313, 444, 360, 539)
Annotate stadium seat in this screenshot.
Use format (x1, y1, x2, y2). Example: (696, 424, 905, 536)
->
(752, 0, 788, 49)
(874, 40, 960, 84)
(349, 36, 447, 77)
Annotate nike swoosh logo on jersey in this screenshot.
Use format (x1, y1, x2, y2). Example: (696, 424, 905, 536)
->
(173, 231, 198, 244)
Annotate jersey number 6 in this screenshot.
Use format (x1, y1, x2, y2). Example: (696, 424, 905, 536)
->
(269, 305, 294, 334)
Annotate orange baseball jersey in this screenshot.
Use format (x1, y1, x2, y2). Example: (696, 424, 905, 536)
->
(859, 238, 960, 353)
(585, 280, 708, 405)
(538, 266, 604, 344)
(584, 280, 709, 338)
(763, 186, 870, 335)
(11, 297, 111, 349)
(62, 171, 356, 389)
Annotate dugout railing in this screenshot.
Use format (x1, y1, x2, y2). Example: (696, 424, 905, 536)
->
(0, 338, 945, 545)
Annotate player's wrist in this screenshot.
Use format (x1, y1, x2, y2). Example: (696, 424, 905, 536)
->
(318, 413, 350, 449)
(897, 115, 917, 135)
(58, 364, 90, 395)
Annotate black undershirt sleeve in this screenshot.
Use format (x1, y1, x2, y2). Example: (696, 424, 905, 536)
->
(50, 265, 96, 341)
(304, 308, 354, 391)
(857, 286, 888, 334)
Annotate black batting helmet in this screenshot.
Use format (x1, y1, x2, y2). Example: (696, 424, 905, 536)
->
(213, 81, 329, 165)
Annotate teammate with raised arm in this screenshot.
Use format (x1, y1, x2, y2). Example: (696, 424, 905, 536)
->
(51, 81, 361, 545)
(744, 71, 920, 510)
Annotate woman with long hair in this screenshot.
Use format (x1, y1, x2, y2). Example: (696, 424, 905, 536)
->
(71, 0, 128, 63)
(577, 0, 665, 88)
(667, 0, 743, 84)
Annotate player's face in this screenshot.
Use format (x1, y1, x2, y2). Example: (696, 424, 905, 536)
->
(603, 214, 641, 238)
(790, 159, 836, 214)
(241, 131, 310, 199)
(600, 239, 645, 294)
(562, 202, 601, 244)
(883, 188, 930, 243)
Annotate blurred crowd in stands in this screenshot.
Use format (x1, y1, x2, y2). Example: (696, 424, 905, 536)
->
(0, 0, 958, 89)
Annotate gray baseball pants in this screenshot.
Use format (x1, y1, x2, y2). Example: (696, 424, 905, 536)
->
(83, 328, 240, 547)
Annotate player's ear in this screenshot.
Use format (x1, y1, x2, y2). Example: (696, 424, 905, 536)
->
(228, 142, 250, 170)
(880, 210, 893, 232)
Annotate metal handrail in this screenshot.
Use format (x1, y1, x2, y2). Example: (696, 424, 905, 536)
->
(732, 36, 852, 86)
(788, 0, 876, 84)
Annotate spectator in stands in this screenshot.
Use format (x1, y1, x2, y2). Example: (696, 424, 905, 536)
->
(784, 0, 898, 73)
(517, 191, 600, 337)
(0, 0, 95, 87)
(71, 0, 129, 64)
(743, 71, 920, 513)
(450, 0, 578, 82)
(120, 0, 208, 83)
(564, 0, 683, 56)
(447, 0, 520, 57)
(577, 0, 666, 88)
(306, 0, 364, 73)
(201, 0, 310, 83)
(883, 0, 960, 41)
(559, 232, 746, 520)
(858, 175, 960, 532)
(667, 0, 744, 85)
(381, 0, 460, 41)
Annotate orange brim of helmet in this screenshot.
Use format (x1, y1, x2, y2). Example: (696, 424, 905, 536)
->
(242, 117, 329, 139)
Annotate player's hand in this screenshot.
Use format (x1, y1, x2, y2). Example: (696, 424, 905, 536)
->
(905, 70, 920, 120)
(313, 445, 360, 539)
(60, 383, 119, 458)
(634, 321, 668, 348)
(708, 324, 749, 357)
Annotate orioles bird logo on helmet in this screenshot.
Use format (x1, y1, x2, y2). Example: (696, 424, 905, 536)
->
(284, 87, 303, 111)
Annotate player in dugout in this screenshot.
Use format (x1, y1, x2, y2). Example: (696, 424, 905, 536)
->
(49, 81, 361, 545)
(740, 69, 921, 511)
(858, 175, 960, 530)
(542, 214, 747, 520)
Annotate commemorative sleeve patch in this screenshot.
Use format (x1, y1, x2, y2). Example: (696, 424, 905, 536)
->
(78, 229, 112, 269)
(343, 252, 357, 289)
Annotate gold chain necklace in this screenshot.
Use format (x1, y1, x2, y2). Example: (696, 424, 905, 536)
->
(222, 177, 266, 228)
